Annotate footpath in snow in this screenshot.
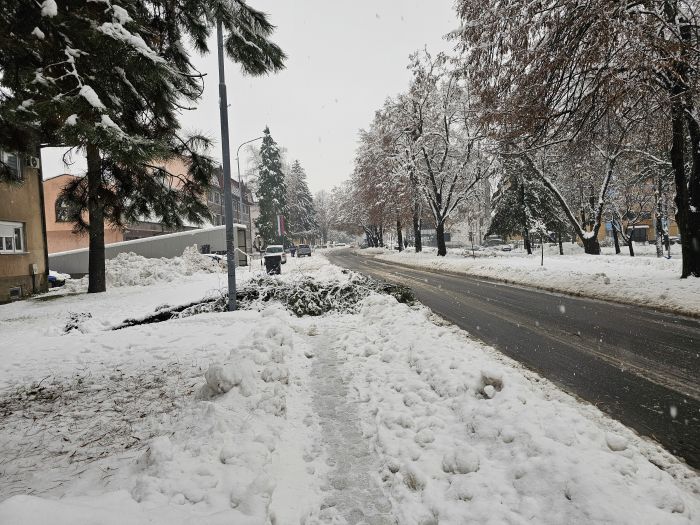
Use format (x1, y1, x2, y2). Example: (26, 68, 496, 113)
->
(0, 249, 698, 524)
(369, 244, 700, 317)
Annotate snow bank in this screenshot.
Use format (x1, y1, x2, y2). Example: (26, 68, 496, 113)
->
(329, 294, 700, 523)
(374, 248, 700, 316)
(61, 246, 223, 291)
(0, 305, 327, 524)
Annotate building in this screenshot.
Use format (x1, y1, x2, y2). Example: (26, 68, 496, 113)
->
(0, 152, 49, 303)
(42, 159, 257, 255)
(44, 174, 123, 253)
(206, 167, 255, 252)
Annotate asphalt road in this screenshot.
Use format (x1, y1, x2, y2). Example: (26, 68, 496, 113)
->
(326, 249, 700, 469)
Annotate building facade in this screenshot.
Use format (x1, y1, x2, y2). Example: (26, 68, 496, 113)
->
(43, 163, 256, 254)
(0, 155, 49, 302)
(44, 174, 124, 253)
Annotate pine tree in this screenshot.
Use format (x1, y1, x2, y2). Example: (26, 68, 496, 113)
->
(286, 160, 317, 241)
(488, 156, 567, 252)
(0, 0, 285, 292)
(255, 127, 287, 245)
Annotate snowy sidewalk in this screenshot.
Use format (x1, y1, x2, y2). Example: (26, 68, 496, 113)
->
(310, 327, 393, 523)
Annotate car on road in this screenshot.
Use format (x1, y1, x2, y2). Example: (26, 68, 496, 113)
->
(297, 244, 312, 257)
(264, 244, 287, 264)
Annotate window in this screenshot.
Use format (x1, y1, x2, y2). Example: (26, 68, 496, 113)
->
(55, 196, 73, 222)
(0, 151, 21, 181)
(0, 221, 24, 254)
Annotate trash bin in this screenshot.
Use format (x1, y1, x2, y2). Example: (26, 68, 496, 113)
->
(264, 254, 282, 275)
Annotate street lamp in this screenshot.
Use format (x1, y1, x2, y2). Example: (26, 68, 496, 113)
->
(236, 136, 264, 256)
(216, 19, 237, 311)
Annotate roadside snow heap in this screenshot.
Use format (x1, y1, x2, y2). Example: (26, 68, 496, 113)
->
(0, 254, 698, 524)
(105, 246, 222, 287)
(62, 246, 222, 291)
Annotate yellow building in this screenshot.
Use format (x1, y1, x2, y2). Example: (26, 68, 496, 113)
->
(0, 152, 49, 302)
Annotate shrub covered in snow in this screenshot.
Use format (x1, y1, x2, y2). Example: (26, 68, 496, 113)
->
(113, 272, 415, 328)
(236, 273, 415, 316)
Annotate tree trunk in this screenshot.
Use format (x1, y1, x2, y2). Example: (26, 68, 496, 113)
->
(378, 225, 384, 247)
(582, 236, 601, 255)
(86, 144, 106, 293)
(396, 216, 403, 252)
(670, 93, 693, 274)
(665, 8, 700, 277)
(683, 93, 700, 276)
(523, 230, 532, 255)
(611, 222, 621, 254)
(655, 177, 664, 258)
(558, 232, 563, 255)
(436, 221, 447, 256)
(413, 203, 422, 253)
(627, 235, 635, 257)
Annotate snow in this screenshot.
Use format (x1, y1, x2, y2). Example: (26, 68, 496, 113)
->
(0, 251, 698, 523)
(79, 85, 106, 110)
(64, 114, 78, 126)
(59, 247, 222, 292)
(111, 5, 132, 24)
(97, 114, 124, 135)
(31, 27, 45, 39)
(371, 246, 700, 317)
(98, 22, 164, 63)
(40, 0, 57, 17)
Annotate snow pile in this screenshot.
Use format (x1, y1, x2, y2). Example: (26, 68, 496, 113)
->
(106, 246, 222, 287)
(62, 246, 222, 291)
(0, 305, 327, 524)
(329, 294, 700, 523)
(374, 248, 700, 316)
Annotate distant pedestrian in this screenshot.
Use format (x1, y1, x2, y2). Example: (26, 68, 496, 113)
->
(290, 244, 297, 257)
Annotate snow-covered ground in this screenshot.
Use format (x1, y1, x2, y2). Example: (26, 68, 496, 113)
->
(0, 249, 698, 524)
(370, 244, 700, 317)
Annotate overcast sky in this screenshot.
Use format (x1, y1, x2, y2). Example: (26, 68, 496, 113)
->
(41, 1, 457, 193)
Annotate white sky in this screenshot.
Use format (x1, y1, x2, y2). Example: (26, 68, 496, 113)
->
(41, 1, 457, 193)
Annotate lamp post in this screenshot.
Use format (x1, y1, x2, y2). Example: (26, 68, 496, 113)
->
(216, 20, 237, 311)
(236, 136, 264, 256)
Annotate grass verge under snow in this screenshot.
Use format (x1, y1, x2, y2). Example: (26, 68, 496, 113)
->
(372, 246, 700, 317)
(0, 252, 698, 524)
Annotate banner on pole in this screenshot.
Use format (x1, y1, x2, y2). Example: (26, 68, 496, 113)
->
(276, 214, 286, 237)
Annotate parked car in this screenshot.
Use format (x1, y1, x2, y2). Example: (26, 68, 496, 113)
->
(264, 244, 287, 264)
(48, 270, 68, 288)
(297, 244, 312, 257)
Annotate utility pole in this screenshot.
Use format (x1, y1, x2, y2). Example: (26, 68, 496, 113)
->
(217, 19, 236, 311)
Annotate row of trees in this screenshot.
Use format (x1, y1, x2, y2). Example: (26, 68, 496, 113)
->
(340, 1, 700, 278)
(1, 0, 285, 292)
(253, 128, 318, 246)
(333, 51, 490, 256)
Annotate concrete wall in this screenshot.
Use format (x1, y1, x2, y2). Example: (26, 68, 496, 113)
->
(0, 165, 48, 303)
(49, 225, 248, 275)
